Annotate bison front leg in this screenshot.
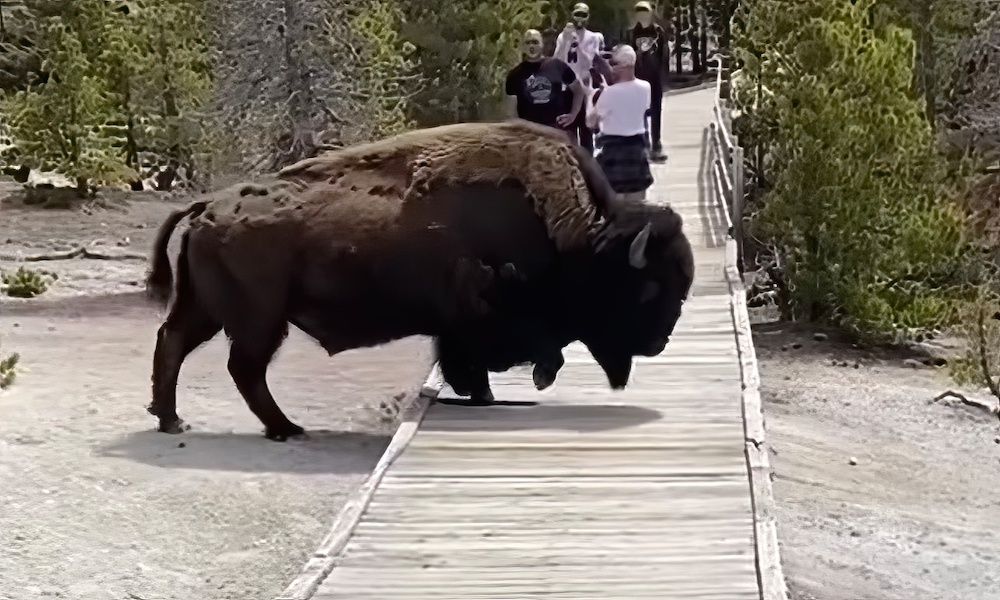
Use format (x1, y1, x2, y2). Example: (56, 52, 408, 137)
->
(435, 335, 494, 405)
(227, 333, 305, 441)
(532, 348, 565, 391)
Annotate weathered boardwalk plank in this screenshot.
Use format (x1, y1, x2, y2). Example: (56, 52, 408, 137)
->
(284, 86, 770, 600)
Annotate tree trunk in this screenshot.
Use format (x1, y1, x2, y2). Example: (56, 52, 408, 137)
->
(673, 13, 683, 74)
(698, 1, 708, 68)
(721, 0, 732, 52)
(688, 0, 701, 73)
(75, 176, 89, 199)
(916, 0, 937, 128)
(271, 0, 321, 170)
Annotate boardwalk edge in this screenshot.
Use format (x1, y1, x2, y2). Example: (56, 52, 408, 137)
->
(271, 363, 441, 600)
(725, 238, 791, 600)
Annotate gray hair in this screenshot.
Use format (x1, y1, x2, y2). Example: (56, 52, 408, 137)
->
(612, 44, 637, 67)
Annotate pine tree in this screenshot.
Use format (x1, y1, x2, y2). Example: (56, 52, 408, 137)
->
(2, 3, 131, 197)
(129, 0, 212, 189)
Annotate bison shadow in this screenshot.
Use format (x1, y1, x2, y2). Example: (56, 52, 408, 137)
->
(421, 402, 663, 433)
(98, 428, 390, 474)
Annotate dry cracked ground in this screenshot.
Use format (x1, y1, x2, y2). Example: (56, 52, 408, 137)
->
(3, 183, 1000, 599)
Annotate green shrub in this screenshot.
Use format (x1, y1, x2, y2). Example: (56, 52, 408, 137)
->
(0, 345, 18, 390)
(733, 0, 979, 343)
(2, 267, 57, 298)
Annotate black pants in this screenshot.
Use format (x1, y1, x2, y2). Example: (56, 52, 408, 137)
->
(568, 105, 594, 155)
(646, 78, 664, 150)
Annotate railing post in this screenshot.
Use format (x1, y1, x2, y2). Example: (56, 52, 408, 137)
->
(732, 138, 745, 276)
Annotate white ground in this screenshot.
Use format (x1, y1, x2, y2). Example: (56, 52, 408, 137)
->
(0, 190, 434, 600)
(755, 323, 1000, 600)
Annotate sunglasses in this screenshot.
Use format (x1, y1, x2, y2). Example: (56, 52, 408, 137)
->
(572, 11, 589, 18)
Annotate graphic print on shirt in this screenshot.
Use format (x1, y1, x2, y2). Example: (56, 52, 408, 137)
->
(524, 74, 553, 105)
(635, 35, 658, 54)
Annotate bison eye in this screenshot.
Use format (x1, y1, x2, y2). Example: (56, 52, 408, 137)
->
(639, 281, 659, 303)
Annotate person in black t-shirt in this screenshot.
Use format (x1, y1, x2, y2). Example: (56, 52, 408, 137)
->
(628, 1, 668, 162)
(505, 29, 585, 134)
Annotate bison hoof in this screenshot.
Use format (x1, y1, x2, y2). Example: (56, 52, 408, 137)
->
(265, 423, 306, 442)
(158, 418, 190, 435)
(532, 364, 558, 390)
(468, 389, 495, 406)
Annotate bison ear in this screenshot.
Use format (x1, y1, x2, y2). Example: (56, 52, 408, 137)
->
(628, 222, 652, 269)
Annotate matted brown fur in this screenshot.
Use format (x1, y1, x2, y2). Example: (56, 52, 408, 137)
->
(275, 120, 602, 251)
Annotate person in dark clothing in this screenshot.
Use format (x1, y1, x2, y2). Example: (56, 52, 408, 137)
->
(505, 29, 585, 135)
(628, 1, 668, 162)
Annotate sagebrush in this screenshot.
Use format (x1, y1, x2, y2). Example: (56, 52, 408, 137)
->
(2, 267, 57, 298)
(0, 343, 18, 390)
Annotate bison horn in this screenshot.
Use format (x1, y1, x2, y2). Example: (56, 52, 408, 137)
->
(629, 222, 652, 269)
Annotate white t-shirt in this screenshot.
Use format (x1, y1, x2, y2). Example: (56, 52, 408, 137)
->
(591, 78, 651, 137)
(554, 28, 605, 86)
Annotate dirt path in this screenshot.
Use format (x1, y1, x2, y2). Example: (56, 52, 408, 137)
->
(755, 323, 1000, 600)
(0, 193, 434, 600)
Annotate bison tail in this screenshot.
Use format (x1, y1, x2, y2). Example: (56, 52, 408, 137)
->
(145, 200, 208, 306)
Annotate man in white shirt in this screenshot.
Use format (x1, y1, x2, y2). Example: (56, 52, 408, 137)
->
(553, 2, 605, 154)
(586, 44, 653, 202)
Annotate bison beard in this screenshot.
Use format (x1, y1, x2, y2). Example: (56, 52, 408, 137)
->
(144, 120, 694, 440)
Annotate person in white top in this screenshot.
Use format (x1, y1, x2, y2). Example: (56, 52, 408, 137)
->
(586, 44, 653, 202)
(553, 2, 605, 154)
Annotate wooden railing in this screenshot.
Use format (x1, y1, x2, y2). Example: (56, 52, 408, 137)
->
(708, 55, 746, 277)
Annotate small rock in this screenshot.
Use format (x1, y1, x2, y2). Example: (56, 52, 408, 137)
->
(12, 323, 19, 328)
(780, 345, 789, 351)
(993, 436, 999, 445)
(177, 442, 186, 449)
(850, 530, 861, 537)
(791, 342, 803, 350)
(849, 457, 859, 466)
(903, 358, 924, 369)
(47, 325, 56, 332)
(814, 332, 829, 342)
(136, 223, 147, 229)
(853, 362, 860, 369)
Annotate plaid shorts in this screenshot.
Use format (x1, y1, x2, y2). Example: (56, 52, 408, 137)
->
(596, 134, 653, 194)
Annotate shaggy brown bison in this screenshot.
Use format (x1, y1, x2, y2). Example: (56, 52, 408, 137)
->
(145, 120, 694, 440)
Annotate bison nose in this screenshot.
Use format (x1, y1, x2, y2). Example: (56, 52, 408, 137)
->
(642, 336, 668, 357)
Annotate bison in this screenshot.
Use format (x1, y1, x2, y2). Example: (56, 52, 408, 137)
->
(145, 120, 694, 440)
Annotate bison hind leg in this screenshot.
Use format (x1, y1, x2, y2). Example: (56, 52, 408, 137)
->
(149, 294, 222, 434)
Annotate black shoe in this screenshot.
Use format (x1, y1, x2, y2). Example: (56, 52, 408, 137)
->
(650, 147, 667, 163)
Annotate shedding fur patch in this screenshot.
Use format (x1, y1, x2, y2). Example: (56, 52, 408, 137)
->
(277, 121, 602, 250)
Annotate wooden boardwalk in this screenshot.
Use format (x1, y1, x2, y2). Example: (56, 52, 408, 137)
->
(277, 86, 784, 600)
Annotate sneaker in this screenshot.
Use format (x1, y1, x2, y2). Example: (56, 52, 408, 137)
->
(650, 147, 668, 163)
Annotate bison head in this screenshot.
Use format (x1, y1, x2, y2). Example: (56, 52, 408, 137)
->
(578, 201, 695, 388)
